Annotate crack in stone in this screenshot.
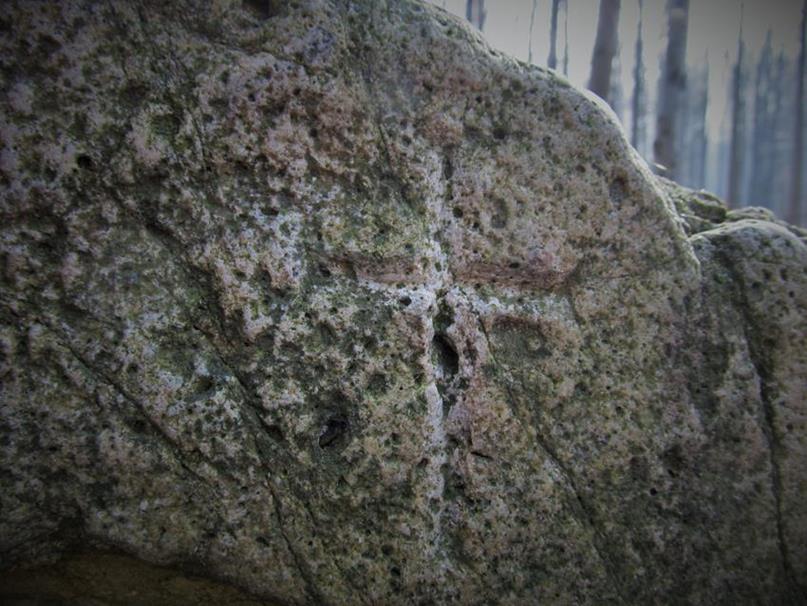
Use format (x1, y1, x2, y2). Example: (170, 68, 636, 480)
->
(749, 351, 798, 593)
(474, 315, 629, 603)
(420, 307, 453, 581)
(297, 498, 370, 605)
(3, 301, 238, 497)
(715, 248, 805, 599)
(266, 481, 330, 606)
(349, 10, 460, 587)
(52, 330, 214, 490)
(105, 195, 284, 462)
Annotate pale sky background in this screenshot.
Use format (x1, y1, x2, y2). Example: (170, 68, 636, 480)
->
(427, 0, 804, 193)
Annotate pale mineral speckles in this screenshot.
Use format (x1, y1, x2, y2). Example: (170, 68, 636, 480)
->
(0, 146, 19, 181)
(24, 324, 48, 359)
(127, 107, 173, 169)
(7, 82, 34, 115)
(256, 377, 306, 414)
(241, 305, 274, 343)
(263, 211, 304, 290)
(43, 140, 81, 180)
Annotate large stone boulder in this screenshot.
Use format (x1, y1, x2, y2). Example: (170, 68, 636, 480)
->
(1, 1, 805, 604)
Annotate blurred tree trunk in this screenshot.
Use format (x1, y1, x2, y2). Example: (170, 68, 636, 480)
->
(675, 84, 692, 185)
(609, 46, 625, 123)
(653, 0, 689, 180)
(548, 0, 561, 69)
(788, 0, 806, 224)
(728, 13, 746, 208)
(631, 0, 646, 154)
(691, 61, 709, 188)
(528, 0, 538, 63)
(466, 0, 485, 31)
(679, 61, 708, 188)
(563, 0, 569, 76)
(751, 32, 774, 207)
(588, 0, 621, 104)
(771, 51, 790, 216)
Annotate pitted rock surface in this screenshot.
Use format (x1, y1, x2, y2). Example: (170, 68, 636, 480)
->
(1, 1, 806, 604)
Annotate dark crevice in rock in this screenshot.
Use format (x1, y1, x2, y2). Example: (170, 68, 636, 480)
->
(715, 247, 805, 600)
(476, 316, 629, 603)
(490, 198, 508, 229)
(242, 0, 285, 20)
(430, 299, 461, 419)
(318, 416, 348, 448)
(266, 483, 330, 606)
(432, 334, 459, 379)
(432, 332, 459, 416)
(75, 154, 94, 170)
(682, 283, 730, 423)
(442, 152, 454, 183)
(746, 342, 802, 598)
(41, 322, 227, 494)
(608, 175, 628, 207)
(107, 187, 236, 351)
(295, 496, 369, 604)
(261, 423, 284, 443)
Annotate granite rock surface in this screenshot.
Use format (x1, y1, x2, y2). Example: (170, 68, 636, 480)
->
(1, 1, 806, 604)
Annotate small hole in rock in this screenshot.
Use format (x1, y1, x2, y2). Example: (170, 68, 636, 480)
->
(368, 372, 388, 393)
(243, 0, 283, 19)
(76, 154, 93, 170)
(609, 176, 628, 206)
(264, 423, 284, 442)
(433, 333, 459, 379)
(197, 376, 215, 393)
(319, 417, 348, 448)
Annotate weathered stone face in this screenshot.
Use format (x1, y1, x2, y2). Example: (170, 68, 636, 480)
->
(1, 1, 806, 604)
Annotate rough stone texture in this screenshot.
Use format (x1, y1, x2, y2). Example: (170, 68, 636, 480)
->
(1, 1, 806, 604)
